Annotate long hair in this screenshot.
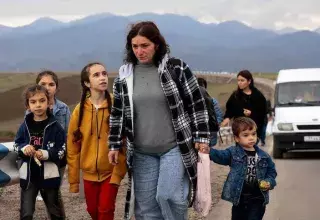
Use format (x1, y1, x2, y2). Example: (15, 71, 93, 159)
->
(124, 21, 170, 66)
(72, 62, 112, 143)
(234, 70, 255, 100)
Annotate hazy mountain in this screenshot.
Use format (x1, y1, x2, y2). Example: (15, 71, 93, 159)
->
(0, 18, 65, 39)
(0, 25, 13, 36)
(0, 13, 320, 72)
(276, 27, 298, 34)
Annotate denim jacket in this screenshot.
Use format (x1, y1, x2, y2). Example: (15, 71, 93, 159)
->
(209, 145, 277, 205)
(52, 98, 70, 133)
(209, 98, 223, 146)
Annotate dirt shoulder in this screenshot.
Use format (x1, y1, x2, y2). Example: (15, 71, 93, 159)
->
(0, 144, 230, 220)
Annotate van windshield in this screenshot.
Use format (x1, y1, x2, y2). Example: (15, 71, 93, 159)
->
(276, 81, 320, 106)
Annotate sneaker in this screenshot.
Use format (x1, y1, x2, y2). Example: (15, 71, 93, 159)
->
(36, 195, 43, 201)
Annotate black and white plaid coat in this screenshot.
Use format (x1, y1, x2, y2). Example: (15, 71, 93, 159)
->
(109, 54, 210, 219)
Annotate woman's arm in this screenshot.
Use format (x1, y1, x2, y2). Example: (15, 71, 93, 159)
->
(178, 60, 210, 144)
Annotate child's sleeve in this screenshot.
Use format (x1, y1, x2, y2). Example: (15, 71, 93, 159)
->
(39, 128, 66, 163)
(212, 98, 223, 124)
(14, 123, 29, 159)
(265, 156, 277, 190)
(67, 105, 81, 193)
(209, 147, 232, 165)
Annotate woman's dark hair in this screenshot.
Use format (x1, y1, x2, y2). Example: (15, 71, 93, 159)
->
(237, 70, 254, 89)
(197, 77, 207, 89)
(72, 62, 112, 143)
(24, 84, 50, 113)
(234, 70, 255, 100)
(36, 70, 59, 88)
(124, 21, 170, 66)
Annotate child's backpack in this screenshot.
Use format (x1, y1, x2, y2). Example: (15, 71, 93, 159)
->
(168, 58, 220, 133)
(200, 87, 220, 132)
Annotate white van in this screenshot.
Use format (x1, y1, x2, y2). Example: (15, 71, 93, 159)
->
(272, 68, 320, 158)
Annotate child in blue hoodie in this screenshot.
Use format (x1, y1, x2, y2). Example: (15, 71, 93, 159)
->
(201, 117, 277, 220)
(14, 85, 66, 220)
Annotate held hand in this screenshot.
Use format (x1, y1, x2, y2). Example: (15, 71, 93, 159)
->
(23, 145, 36, 157)
(195, 143, 210, 154)
(35, 150, 44, 160)
(259, 180, 271, 191)
(220, 118, 230, 127)
(243, 109, 252, 117)
(108, 150, 119, 166)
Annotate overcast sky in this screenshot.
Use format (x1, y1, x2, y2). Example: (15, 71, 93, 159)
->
(0, 0, 319, 30)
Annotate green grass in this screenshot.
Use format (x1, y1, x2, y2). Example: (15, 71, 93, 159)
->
(207, 83, 236, 99)
(0, 131, 16, 138)
(207, 83, 236, 111)
(252, 72, 278, 80)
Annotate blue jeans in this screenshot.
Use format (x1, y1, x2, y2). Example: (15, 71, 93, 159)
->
(260, 124, 267, 144)
(133, 147, 189, 220)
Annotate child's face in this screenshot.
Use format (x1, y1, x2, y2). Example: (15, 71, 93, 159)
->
(28, 92, 49, 118)
(86, 64, 108, 92)
(38, 75, 57, 99)
(234, 128, 257, 149)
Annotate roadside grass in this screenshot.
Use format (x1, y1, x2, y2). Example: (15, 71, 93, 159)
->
(253, 72, 278, 80)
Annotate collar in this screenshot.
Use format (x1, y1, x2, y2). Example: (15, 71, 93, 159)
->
(235, 143, 268, 159)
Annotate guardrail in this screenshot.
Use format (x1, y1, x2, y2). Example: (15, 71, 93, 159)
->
(0, 142, 19, 187)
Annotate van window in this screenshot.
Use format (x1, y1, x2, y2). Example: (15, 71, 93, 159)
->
(276, 81, 320, 106)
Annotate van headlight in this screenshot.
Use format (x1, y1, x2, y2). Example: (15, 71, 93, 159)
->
(277, 123, 293, 131)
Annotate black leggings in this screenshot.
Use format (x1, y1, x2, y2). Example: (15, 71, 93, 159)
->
(232, 201, 266, 220)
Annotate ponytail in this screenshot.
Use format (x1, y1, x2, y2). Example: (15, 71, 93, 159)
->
(73, 88, 88, 143)
(105, 90, 112, 124)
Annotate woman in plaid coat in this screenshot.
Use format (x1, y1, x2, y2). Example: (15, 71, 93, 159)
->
(108, 21, 210, 220)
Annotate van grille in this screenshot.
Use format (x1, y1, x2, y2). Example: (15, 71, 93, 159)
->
(297, 125, 320, 130)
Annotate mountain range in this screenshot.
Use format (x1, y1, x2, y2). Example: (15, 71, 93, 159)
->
(0, 13, 320, 73)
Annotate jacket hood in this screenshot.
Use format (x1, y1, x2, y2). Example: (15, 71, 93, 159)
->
(119, 54, 170, 80)
(25, 110, 56, 125)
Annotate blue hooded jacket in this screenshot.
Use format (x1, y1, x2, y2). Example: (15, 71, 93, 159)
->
(14, 113, 66, 190)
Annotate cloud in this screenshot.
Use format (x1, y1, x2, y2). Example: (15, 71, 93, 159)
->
(1, 0, 320, 29)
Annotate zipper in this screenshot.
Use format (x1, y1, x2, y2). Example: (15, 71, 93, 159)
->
(40, 122, 54, 182)
(95, 110, 100, 180)
(25, 121, 32, 190)
(24, 118, 56, 189)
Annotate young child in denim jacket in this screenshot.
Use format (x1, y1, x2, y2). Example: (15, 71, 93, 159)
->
(202, 117, 277, 220)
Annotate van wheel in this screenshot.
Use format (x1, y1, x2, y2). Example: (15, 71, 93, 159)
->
(273, 136, 283, 159)
(273, 147, 283, 159)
